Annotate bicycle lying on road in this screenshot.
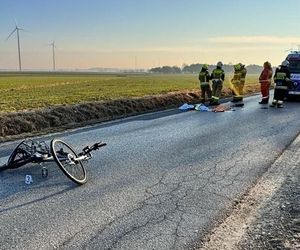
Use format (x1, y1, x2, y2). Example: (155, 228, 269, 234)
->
(0, 139, 106, 185)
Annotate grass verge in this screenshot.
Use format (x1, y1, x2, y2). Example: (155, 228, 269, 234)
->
(0, 73, 261, 140)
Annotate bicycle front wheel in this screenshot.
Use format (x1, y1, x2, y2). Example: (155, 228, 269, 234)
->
(50, 139, 87, 185)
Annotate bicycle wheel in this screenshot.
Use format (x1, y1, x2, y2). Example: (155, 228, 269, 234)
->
(50, 139, 87, 185)
(6, 140, 33, 169)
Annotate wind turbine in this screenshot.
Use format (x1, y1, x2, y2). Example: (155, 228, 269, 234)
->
(49, 41, 56, 71)
(6, 22, 24, 72)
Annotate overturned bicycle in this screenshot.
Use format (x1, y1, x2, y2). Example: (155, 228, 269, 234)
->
(0, 139, 106, 185)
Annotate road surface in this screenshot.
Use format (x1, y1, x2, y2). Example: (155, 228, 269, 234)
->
(0, 94, 299, 250)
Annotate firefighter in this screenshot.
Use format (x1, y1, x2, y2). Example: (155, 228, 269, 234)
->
(259, 61, 273, 104)
(271, 60, 291, 108)
(198, 64, 212, 104)
(231, 63, 247, 103)
(211, 61, 225, 105)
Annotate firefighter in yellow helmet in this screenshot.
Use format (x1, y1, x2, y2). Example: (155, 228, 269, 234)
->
(231, 63, 247, 103)
(198, 64, 212, 104)
(210, 61, 225, 105)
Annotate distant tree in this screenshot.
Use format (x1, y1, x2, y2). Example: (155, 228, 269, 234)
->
(222, 64, 235, 73)
(182, 64, 202, 73)
(150, 63, 264, 74)
(181, 63, 188, 70)
(149, 66, 182, 74)
(149, 67, 162, 73)
(171, 66, 181, 73)
(245, 64, 263, 74)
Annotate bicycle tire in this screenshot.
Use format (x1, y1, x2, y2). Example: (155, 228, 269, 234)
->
(50, 139, 87, 185)
(6, 141, 32, 169)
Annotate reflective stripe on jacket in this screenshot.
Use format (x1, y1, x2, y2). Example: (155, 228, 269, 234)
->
(211, 68, 225, 80)
(274, 67, 290, 82)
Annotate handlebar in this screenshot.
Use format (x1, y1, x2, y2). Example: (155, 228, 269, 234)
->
(79, 142, 107, 156)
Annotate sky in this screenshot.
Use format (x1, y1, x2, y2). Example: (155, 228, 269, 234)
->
(1, 0, 300, 70)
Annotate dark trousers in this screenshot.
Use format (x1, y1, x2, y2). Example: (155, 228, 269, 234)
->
(273, 88, 286, 102)
(200, 84, 212, 103)
(211, 80, 223, 104)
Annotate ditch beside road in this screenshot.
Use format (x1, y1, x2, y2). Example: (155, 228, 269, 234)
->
(0, 85, 260, 140)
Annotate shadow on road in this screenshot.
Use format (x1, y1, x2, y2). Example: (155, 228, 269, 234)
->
(0, 163, 78, 212)
(0, 185, 74, 214)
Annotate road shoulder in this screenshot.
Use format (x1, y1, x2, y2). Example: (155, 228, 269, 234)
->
(198, 133, 300, 250)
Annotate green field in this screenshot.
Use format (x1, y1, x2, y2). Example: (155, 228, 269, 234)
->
(0, 72, 259, 112)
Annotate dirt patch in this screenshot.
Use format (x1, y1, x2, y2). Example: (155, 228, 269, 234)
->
(0, 86, 261, 140)
(237, 167, 300, 250)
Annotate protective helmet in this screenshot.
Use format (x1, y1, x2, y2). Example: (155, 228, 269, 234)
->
(217, 61, 223, 67)
(202, 64, 208, 70)
(281, 60, 289, 67)
(234, 63, 241, 71)
(239, 63, 245, 68)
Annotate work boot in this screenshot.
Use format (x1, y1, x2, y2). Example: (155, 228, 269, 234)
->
(277, 102, 283, 108)
(270, 100, 277, 107)
(259, 99, 268, 104)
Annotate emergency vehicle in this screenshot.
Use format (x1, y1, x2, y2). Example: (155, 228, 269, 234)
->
(286, 51, 300, 99)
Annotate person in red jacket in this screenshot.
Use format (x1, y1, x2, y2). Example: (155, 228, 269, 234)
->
(259, 61, 273, 104)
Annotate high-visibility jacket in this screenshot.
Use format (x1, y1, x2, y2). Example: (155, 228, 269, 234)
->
(198, 70, 210, 85)
(211, 67, 225, 81)
(274, 66, 291, 90)
(231, 67, 247, 101)
(240, 67, 247, 84)
(231, 68, 247, 85)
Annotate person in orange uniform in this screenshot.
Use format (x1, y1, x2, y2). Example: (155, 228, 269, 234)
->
(258, 61, 273, 104)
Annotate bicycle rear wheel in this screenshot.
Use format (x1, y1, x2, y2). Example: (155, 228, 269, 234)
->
(6, 140, 33, 169)
(50, 139, 87, 185)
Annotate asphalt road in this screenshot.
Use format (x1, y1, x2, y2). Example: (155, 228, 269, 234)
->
(0, 94, 299, 250)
